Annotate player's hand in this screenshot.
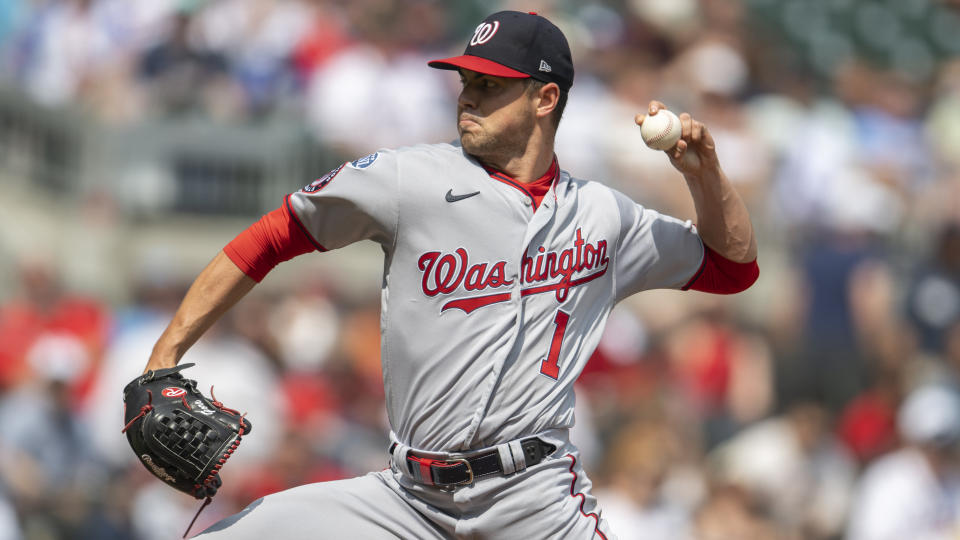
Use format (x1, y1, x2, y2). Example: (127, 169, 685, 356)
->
(635, 101, 720, 177)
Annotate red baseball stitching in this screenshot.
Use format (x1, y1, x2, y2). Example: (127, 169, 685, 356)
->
(647, 113, 675, 146)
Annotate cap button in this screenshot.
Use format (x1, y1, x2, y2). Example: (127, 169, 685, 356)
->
(528, 11, 538, 15)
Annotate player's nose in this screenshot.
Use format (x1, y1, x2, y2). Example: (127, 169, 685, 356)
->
(457, 87, 478, 111)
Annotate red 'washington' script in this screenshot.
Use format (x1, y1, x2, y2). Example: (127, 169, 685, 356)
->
(417, 228, 610, 313)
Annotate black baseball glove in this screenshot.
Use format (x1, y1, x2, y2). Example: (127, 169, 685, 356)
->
(122, 363, 252, 499)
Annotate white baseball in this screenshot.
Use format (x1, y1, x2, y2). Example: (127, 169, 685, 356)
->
(640, 110, 681, 151)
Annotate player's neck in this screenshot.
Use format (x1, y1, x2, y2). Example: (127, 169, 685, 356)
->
(482, 141, 555, 184)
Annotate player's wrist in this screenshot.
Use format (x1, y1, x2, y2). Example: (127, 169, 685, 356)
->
(144, 345, 180, 373)
(143, 359, 177, 374)
(680, 171, 717, 192)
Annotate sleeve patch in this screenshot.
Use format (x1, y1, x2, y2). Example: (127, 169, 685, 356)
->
(302, 163, 346, 193)
(349, 152, 379, 169)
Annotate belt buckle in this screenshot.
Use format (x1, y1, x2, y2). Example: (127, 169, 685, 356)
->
(448, 458, 474, 486)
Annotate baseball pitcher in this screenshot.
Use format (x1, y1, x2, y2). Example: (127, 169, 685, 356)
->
(133, 11, 758, 539)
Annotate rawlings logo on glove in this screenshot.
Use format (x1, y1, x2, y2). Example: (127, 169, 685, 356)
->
(122, 363, 252, 536)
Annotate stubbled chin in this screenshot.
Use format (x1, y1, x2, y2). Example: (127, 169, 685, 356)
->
(459, 133, 483, 154)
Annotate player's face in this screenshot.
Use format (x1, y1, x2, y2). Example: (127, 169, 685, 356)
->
(457, 70, 537, 161)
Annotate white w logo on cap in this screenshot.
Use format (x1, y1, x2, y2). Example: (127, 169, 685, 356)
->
(470, 21, 500, 46)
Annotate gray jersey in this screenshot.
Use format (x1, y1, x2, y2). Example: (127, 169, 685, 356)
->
(288, 142, 703, 453)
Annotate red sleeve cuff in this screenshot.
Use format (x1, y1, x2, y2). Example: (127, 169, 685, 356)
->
(223, 203, 317, 282)
(682, 245, 759, 294)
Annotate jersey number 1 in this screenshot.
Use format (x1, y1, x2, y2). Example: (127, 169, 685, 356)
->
(540, 310, 570, 379)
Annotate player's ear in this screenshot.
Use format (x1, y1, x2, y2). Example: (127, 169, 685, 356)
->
(535, 82, 560, 120)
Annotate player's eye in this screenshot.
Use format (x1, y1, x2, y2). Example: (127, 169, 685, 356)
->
(458, 76, 499, 92)
(477, 77, 501, 90)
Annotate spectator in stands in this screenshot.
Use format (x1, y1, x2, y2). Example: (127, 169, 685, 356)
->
(9, 0, 120, 106)
(709, 402, 856, 539)
(907, 223, 960, 355)
(192, 0, 316, 117)
(593, 420, 698, 540)
(305, 0, 453, 153)
(846, 384, 960, 540)
(692, 484, 779, 540)
(0, 333, 98, 539)
(0, 258, 108, 396)
(138, 6, 236, 118)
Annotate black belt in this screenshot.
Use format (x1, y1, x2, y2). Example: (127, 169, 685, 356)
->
(390, 438, 556, 488)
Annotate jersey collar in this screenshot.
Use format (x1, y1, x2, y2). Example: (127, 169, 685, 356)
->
(482, 157, 559, 211)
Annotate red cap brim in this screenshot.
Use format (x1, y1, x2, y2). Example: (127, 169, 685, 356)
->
(428, 55, 530, 78)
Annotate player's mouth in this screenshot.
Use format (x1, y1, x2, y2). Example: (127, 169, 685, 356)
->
(458, 113, 482, 130)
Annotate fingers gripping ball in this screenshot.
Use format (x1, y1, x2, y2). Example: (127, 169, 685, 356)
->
(640, 109, 682, 151)
(122, 363, 252, 500)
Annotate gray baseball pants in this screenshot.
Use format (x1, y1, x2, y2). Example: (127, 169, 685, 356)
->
(195, 440, 615, 539)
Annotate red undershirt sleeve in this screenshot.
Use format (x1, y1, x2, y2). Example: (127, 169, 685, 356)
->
(223, 203, 317, 282)
(681, 244, 759, 294)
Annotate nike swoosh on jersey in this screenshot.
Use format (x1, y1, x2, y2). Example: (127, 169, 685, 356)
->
(445, 189, 480, 203)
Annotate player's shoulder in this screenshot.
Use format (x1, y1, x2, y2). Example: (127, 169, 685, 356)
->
(561, 172, 606, 192)
(323, 143, 477, 191)
(391, 141, 483, 175)
(559, 171, 638, 207)
(338, 143, 466, 172)
(393, 141, 470, 161)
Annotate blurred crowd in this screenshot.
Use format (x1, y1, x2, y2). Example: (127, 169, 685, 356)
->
(1, 0, 960, 539)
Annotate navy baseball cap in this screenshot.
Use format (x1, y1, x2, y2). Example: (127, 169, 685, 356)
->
(429, 11, 574, 92)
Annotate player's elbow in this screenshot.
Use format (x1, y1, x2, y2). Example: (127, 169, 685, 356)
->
(725, 260, 759, 294)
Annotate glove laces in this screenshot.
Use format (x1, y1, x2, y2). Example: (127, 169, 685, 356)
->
(121, 390, 154, 433)
(183, 496, 213, 538)
(209, 386, 242, 416)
